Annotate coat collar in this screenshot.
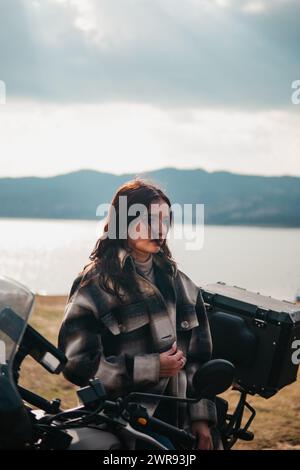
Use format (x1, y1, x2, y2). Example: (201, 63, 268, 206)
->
(118, 246, 134, 269)
(116, 245, 178, 354)
(117, 245, 176, 277)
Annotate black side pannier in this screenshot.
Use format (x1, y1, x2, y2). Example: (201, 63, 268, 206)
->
(201, 282, 300, 398)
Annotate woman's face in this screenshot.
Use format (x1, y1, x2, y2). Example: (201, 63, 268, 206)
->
(127, 198, 171, 255)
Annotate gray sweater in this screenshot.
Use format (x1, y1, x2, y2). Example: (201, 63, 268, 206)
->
(133, 253, 156, 285)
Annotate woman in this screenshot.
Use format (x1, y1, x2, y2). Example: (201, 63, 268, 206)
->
(58, 179, 219, 450)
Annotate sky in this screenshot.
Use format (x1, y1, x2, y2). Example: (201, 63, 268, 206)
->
(0, 0, 299, 178)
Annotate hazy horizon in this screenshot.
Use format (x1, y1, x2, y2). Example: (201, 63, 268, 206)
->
(1, 165, 300, 180)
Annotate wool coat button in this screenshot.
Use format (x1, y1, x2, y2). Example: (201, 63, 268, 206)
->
(181, 320, 189, 329)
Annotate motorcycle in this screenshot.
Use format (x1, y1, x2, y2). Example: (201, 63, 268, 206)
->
(0, 276, 270, 450)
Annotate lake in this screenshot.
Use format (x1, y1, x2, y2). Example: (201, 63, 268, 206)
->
(0, 218, 299, 303)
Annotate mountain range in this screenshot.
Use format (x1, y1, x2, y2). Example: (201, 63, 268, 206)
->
(0, 167, 299, 226)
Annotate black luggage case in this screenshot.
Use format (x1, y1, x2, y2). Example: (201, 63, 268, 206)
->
(201, 282, 300, 398)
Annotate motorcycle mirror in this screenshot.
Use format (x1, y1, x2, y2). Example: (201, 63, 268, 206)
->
(192, 359, 235, 399)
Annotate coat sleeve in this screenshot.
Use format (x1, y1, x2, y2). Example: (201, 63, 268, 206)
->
(58, 280, 161, 397)
(185, 288, 218, 427)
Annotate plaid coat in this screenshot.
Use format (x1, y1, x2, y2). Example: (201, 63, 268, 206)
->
(58, 247, 218, 441)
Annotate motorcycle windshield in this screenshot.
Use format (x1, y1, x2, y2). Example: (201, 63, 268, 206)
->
(0, 276, 35, 370)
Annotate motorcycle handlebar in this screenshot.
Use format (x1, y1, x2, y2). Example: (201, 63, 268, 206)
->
(44, 392, 197, 449)
(125, 404, 196, 448)
(131, 413, 196, 448)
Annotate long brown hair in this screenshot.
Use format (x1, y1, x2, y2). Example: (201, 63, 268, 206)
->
(82, 178, 177, 302)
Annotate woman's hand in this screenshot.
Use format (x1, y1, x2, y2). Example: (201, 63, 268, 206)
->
(159, 341, 186, 377)
(191, 420, 213, 450)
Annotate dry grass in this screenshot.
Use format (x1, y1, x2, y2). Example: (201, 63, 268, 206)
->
(19, 295, 300, 450)
(220, 384, 300, 449)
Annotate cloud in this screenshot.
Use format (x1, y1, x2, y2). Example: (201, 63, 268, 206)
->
(1, 100, 300, 177)
(0, 0, 299, 108)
